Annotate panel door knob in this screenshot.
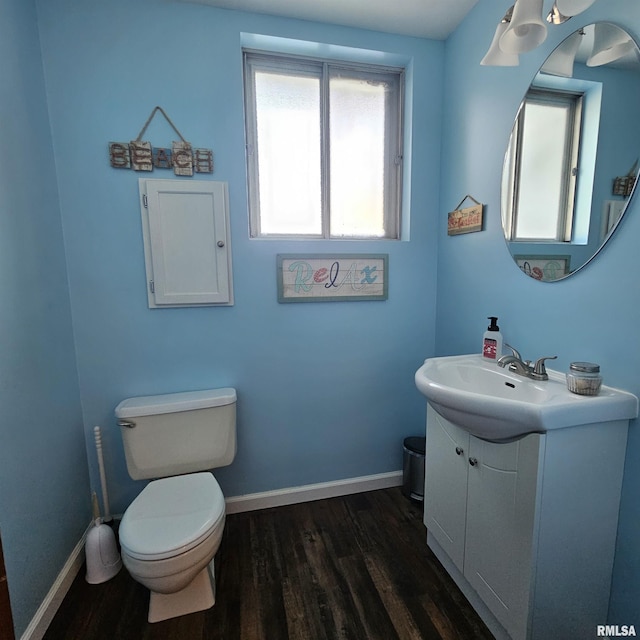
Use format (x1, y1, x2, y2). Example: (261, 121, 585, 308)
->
(217, 240, 225, 247)
(455, 447, 464, 456)
(469, 457, 478, 467)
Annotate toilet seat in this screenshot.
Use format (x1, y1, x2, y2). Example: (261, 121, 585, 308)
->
(119, 472, 225, 561)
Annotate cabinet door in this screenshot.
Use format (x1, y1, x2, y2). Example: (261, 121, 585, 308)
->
(140, 179, 233, 307)
(464, 433, 543, 640)
(424, 406, 470, 571)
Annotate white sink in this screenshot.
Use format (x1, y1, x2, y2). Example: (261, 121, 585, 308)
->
(415, 354, 638, 441)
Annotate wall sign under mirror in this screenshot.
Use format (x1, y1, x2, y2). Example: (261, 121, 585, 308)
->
(501, 22, 640, 282)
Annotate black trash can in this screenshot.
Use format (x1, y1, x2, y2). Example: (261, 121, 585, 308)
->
(402, 436, 426, 502)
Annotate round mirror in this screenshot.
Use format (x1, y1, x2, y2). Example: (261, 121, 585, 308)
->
(501, 23, 640, 281)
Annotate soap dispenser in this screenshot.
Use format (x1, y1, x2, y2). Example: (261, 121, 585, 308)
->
(482, 317, 503, 360)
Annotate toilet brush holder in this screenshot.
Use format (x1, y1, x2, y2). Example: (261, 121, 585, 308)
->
(85, 492, 122, 584)
(85, 518, 122, 584)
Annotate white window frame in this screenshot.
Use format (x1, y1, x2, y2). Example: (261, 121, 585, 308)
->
(243, 50, 404, 240)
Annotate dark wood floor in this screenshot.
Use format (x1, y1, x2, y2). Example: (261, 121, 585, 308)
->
(43, 488, 493, 640)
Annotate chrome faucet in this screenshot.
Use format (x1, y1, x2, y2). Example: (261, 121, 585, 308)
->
(497, 344, 557, 381)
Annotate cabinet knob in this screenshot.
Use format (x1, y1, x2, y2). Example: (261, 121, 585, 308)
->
(469, 457, 478, 467)
(455, 446, 464, 456)
(217, 240, 225, 248)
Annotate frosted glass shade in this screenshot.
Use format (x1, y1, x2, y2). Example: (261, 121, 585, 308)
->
(481, 20, 519, 66)
(540, 30, 583, 77)
(500, 0, 548, 54)
(587, 23, 635, 67)
(555, 0, 597, 17)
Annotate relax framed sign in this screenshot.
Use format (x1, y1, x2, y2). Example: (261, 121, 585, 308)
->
(277, 254, 388, 303)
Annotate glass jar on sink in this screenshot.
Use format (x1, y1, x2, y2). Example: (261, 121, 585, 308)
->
(567, 362, 602, 396)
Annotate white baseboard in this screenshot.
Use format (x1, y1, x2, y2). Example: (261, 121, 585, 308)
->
(20, 524, 90, 640)
(225, 470, 403, 514)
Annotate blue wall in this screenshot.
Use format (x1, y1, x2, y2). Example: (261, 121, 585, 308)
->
(439, 0, 640, 624)
(0, 0, 88, 635)
(35, 0, 442, 512)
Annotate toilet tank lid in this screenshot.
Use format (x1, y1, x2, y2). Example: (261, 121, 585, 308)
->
(115, 388, 236, 419)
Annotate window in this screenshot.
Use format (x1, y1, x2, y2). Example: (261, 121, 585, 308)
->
(503, 88, 583, 242)
(243, 51, 404, 239)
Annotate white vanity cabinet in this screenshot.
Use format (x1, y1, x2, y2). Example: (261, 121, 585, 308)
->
(423, 404, 629, 640)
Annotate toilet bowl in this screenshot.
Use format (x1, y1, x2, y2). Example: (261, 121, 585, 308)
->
(119, 472, 226, 622)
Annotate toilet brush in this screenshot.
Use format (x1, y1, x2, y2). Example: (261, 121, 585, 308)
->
(85, 427, 122, 584)
(94, 425, 113, 524)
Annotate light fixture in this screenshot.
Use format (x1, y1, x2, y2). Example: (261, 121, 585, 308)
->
(587, 22, 635, 67)
(540, 29, 584, 77)
(481, 6, 519, 66)
(500, 0, 548, 54)
(546, 4, 571, 25)
(480, 0, 602, 67)
(554, 0, 597, 17)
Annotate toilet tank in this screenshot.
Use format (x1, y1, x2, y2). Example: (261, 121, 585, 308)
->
(115, 388, 236, 480)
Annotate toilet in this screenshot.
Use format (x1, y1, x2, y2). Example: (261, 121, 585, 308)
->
(115, 387, 236, 623)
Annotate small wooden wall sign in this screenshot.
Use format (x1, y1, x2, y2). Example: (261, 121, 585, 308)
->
(447, 195, 484, 236)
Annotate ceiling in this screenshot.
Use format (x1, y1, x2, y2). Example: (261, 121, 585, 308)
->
(179, 0, 480, 40)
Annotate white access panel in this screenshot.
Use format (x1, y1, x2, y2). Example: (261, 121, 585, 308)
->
(139, 179, 233, 307)
(601, 199, 625, 241)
